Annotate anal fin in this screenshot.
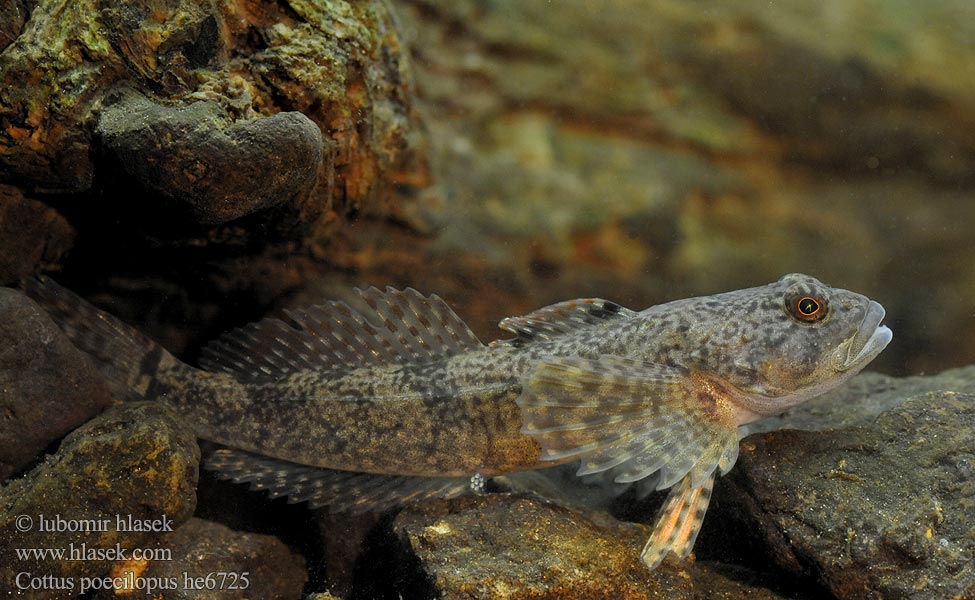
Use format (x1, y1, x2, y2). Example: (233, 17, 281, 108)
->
(205, 449, 471, 513)
(640, 472, 715, 569)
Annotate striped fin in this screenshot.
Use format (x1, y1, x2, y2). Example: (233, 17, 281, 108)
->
(199, 287, 483, 381)
(516, 356, 739, 568)
(22, 275, 179, 401)
(492, 298, 636, 346)
(641, 472, 715, 569)
(517, 357, 739, 488)
(205, 449, 471, 513)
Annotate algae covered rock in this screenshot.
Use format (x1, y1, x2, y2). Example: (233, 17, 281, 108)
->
(0, 402, 199, 599)
(723, 391, 975, 599)
(0, 0, 428, 229)
(367, 493, 791, 600)
(0, 287, 109, 481)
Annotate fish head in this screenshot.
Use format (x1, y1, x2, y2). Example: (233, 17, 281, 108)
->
(676, 273, 892, 421)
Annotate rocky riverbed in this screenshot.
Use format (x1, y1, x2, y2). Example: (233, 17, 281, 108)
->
(1, 290, 972, 598)
(3, 1, 975, 598)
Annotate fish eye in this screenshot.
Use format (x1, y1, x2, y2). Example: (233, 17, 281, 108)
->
(788, 295, 827, 322)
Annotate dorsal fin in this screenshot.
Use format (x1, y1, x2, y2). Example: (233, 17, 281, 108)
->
(199, 287, 482, 381)
(493, 298, 637, 346)
(205, 449, 470, 513)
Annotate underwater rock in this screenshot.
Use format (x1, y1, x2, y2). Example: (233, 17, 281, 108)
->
(0, 185, 75, 284)
(0, 0, 428, 222)
(0, 0, 27, 52)
(746, 365, 975, 435)
(94, 517, 306, 600)
(0, 402, 199, 599)
(368, 493, 790, 600)
(0, 288, 109, 481)
(97, 91, 323, 225)
(723, 391, 975, 599)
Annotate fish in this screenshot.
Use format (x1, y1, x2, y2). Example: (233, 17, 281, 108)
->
(23, 272, 892, 570)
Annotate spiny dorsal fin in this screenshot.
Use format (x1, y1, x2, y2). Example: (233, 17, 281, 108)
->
(205, 449, 470, 513)
(199, 287, 483, 381)
(493, 298, 637, 346)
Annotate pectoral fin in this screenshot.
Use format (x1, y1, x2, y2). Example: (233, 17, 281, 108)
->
(516, 356, 740, 568)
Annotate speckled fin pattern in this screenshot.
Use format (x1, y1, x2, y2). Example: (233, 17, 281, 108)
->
(22, 275, 174, 400)
(494, 297, 637, 345)
(205, 449, 471, 513)
(517, 356, 739, 488)
(199, 287, 483, 381)
(641, 472, 715, 569)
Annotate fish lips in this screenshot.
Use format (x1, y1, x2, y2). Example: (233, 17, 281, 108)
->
(836, 300, 893, 371)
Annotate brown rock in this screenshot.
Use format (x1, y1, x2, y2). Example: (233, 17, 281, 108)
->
(95, 517, 306, 600)
(0, 402, 199, 599)
(0, 287, 109, 480)
(0, 0, 429, 224)
(0, 0, 27, 52)
(367, 493, 791, 600)
(0, 185, 75, 284)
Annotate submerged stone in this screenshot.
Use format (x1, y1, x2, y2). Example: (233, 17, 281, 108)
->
(97, 91, 324, 226)
(0, 402, 199, 599)
(0, 288, 109, 481)
(0, 185, 75, 285)
(367, 493, 791, 600)
(724, 391, 975, 599)
(94, 517, 306, 600)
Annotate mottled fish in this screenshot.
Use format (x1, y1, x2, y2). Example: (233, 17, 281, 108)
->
(25, 273, 891, 570)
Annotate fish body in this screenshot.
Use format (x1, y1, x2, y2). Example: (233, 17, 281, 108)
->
(25, 273, 891, 570)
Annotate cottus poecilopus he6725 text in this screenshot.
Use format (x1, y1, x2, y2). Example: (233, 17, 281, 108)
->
(24, 273, 892, 570)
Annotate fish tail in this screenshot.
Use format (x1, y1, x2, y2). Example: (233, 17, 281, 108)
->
(640, 472, 715, 569)
(23, 275, 181, 401)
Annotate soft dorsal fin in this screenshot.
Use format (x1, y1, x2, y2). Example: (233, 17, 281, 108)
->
(493, 298, 637, 346)
(199, 287, 483, 381)
(205, 449, 471, 513)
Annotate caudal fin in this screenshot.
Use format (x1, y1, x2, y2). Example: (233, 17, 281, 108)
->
(23, 275, 179, 401)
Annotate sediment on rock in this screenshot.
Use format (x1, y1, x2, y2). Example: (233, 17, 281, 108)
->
(0, 402, 199, 599)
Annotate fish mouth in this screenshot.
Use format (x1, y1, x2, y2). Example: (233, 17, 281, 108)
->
(836, 300, 893, 372)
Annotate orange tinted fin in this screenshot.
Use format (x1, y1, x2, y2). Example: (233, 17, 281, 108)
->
(641, 472, 715, 569)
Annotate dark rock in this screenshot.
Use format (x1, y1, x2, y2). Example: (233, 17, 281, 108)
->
(97, 91, 324, 225)
(747, 366, 975, 435)
(0, 402, 199, 599)
(0, 185, 75, 284)
(0, 287, 109, 480)
(0, 0, 429, 221)
(0, 0, 28, 52)
(723, 391, 975, 599)
(366, 493, 792, 600)
(93, 517, 306, 600)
